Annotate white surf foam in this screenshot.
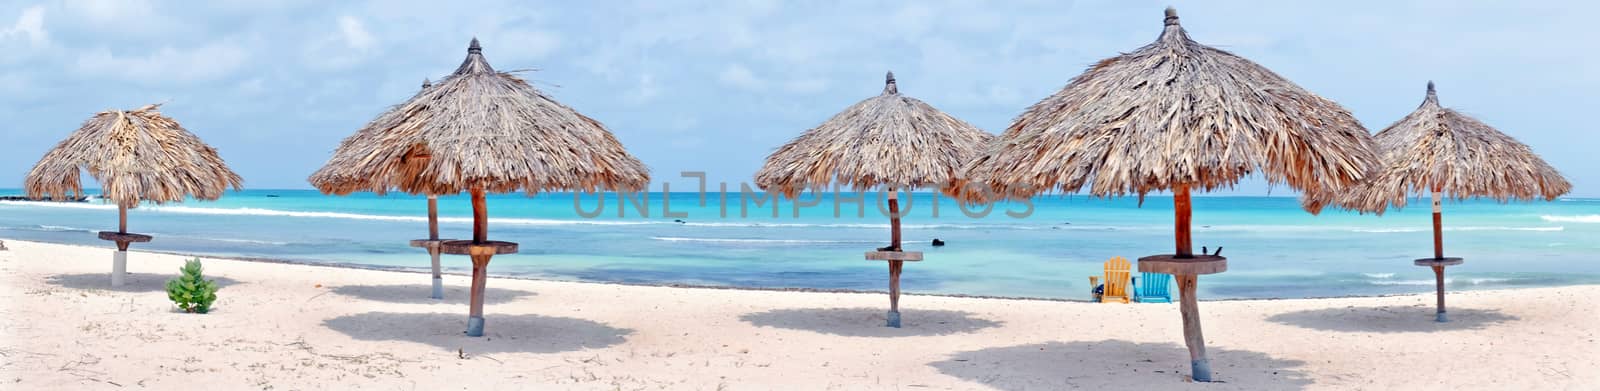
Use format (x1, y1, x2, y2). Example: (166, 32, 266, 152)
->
(1541, 215, 1600, 223)
(649, 236, 882, 244)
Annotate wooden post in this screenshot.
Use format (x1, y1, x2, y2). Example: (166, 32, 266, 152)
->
(1173, 184, 1210, 381)
(118, 203, 128, 234)
(1431, 186, 1447, 322)
(1433, 265, 1446, 321)
(467, 251, 491, 336)
(428, 195, 440, 241)
(470, 188, 487, 244)
(1177, 274, 1210, 382)
(466, 188, 492, 336)
(886, 187, 903, 327)
(1174, 185, 1193, 258)
(889, 260, 903, 312)
(887, 188, 902, 251)
(1431, 188, 1443, 259)
(430, 244, 444, 300)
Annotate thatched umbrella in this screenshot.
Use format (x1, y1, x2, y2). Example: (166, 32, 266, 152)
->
(959, 8, 1378, 382)
(24, 104, 242, 286)
(1308, 82, 1570, 322)
(756, 71, 992, 328)
(309, 38, 649, 337)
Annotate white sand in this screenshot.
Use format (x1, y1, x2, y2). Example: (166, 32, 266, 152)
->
(1, 239, 1595, 390)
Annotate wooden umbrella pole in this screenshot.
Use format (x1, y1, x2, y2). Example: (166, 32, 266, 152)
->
(1431, 188, 1443, 259)
(428, 195, 440, 241)
(1431, 186, 1447, 322)
(471, 188, 488, 243)
(886, 188, 903, 327)
(112, 202, 132, 286)
(1174, 185, 1193, 258)
(466, 187, 490, 336)
(1172, 184, 1211, 382)
(427, 195, 443, 300)
(888, 187, 902, 250)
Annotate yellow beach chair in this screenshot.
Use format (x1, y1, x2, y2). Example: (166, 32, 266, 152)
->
(1096, 257, 1131, 303)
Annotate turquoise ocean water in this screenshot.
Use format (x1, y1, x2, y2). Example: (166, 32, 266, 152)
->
(2, 188, 1597, 300)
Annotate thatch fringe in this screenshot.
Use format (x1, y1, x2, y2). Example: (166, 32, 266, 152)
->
(958, 7, 1377, 211)
(1304, 82, 1570, 214)
(309, 38, 649, 195)
(756, 72, 993, 197)
(24, 104, 243, 207)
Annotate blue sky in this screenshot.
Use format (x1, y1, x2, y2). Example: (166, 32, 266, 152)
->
(1, 1, 1594, 196)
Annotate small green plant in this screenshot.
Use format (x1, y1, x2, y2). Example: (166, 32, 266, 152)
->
(166, 258, 219, 313)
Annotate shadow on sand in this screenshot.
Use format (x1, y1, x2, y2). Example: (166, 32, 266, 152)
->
(329, 284, 536, 305)
(740, 308, 1001, 337)
(322, 312, 631, 354)
(45, 272, 243, 293)
(1265, 305, 1518, 333)
(930, 340, 1312, 390)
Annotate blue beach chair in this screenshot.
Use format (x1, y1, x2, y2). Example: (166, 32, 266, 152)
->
(1133, 272, 1172, 303)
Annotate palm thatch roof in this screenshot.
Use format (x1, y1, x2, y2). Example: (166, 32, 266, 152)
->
(24, 104, 242, 207)
(1304, 82, 1570, 214)
(308, 38, 650, 195)
(756, 72, 993, 197)
(958, 7, 1377, 210)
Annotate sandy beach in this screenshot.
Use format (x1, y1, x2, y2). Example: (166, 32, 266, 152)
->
(0, 239, 1595, 390)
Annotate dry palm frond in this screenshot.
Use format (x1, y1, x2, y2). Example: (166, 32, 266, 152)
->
(24, 104, 243, 207)
(756, 72, 993, 198)
(959, 7, 1377, 211)
(1304, 82, 1570, 214)
(308, 38, 649, 195)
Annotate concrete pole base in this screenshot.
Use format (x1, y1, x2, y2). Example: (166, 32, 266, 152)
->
(886, 310, 901, 328)
(431, 276, 444, 300)
(466, 316, 485, 337)
(1191, 358, 1213, 382)
(1436, 311, 1448, 323)
(111, 250, 128, 287)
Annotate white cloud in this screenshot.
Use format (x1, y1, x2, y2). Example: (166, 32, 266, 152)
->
(624, 73, 659, 104)
(1, 5, 48, 46)
(337, 16, 375, 50)
(302, 16, 381, 70)
(717, 64, 764, 90)
(74, 42, 249, 83)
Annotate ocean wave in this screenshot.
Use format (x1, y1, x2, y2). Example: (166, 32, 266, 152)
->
(1540, 215, 1600, 223)
(1367, 277, 1512, 286)
(5, 224, 97, 233)
(650, 236, 883, 244)
(147, 206, 669, 226)
(0, 201, 117, 210)
(676, 221, 1062, 230)
(1352, 226, 1562, 233)
(1362, 273, 1395, 279)
(199, 237, 290, 246)
(1454, 226, 1563, 232)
